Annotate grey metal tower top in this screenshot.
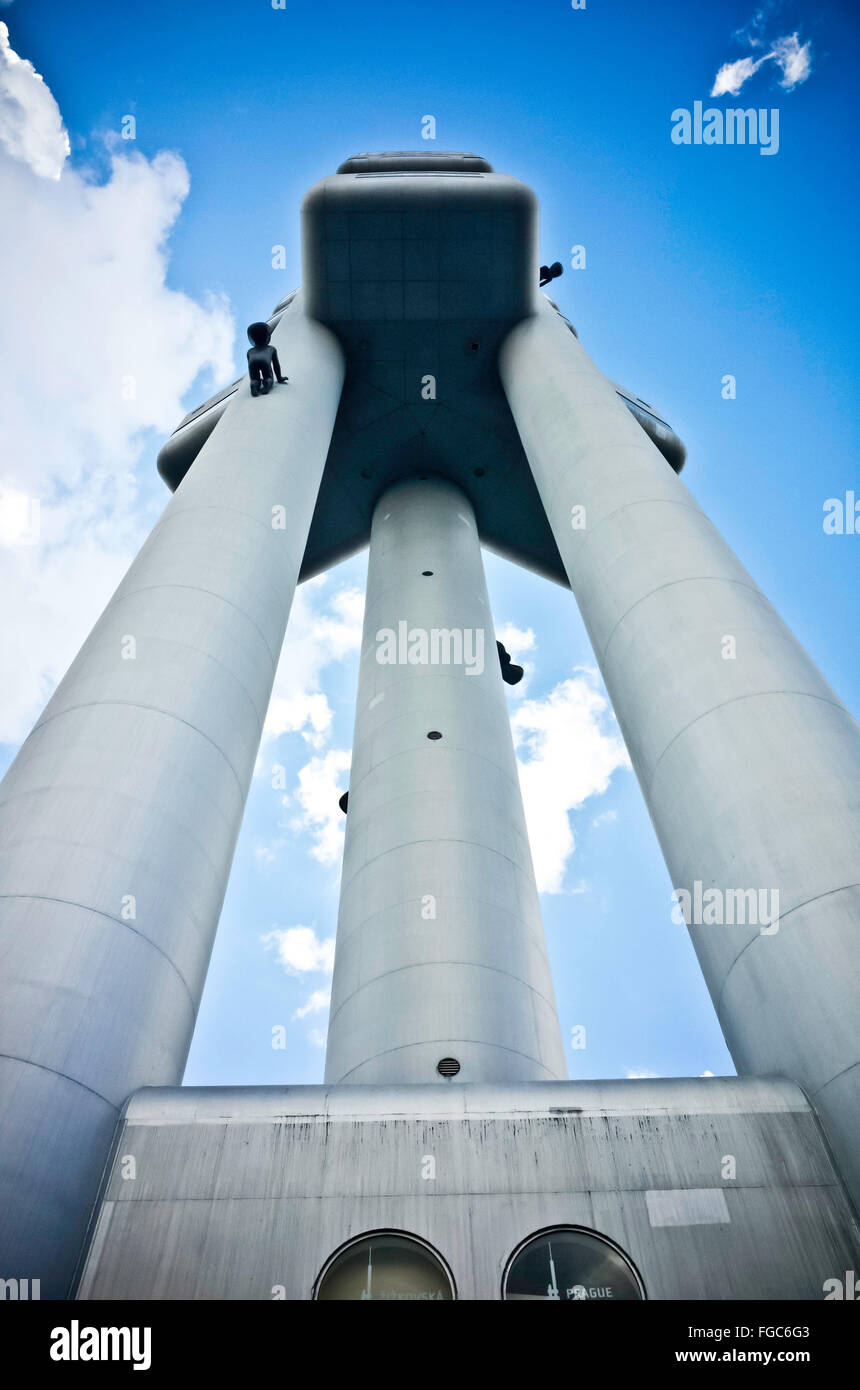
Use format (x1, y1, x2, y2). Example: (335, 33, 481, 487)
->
(157, 150, 685, 583)
(336, 151, 494, 173)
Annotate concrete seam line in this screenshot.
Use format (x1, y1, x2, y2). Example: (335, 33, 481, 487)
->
(0, 892, 200, 1013)
(598, 573, 765, 666)
(29, 700, 250, 801)
(648, 689, 854, 794)
(326, 960, 562, 1028)
(101, 581, 285, 669)
(715, 881, 860, 1019)
(0, 1053, 123, 1111)
(334, 1039, 563, 1083)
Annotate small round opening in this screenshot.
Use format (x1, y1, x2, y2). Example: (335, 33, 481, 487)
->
(422, 570, 434, 576)
(427, 730, 443, 740)
(437, 1057, 460, 1077)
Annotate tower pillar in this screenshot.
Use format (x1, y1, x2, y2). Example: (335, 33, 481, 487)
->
(500, 299, 860, 1206)
(324, 478, 566, 1085)
(0, 308, 345, 1295)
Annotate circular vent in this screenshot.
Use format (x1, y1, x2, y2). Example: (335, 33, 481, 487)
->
(437, 1057, 460, 1077)
(427, 730, 443, 740)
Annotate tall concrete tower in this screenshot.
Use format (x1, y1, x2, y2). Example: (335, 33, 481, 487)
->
(1, 152, 858, 1302)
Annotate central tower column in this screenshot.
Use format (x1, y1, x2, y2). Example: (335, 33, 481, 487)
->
(325, 479, 566, 1085)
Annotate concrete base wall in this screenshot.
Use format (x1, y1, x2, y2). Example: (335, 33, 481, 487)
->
(77, 1077, 859, 1301)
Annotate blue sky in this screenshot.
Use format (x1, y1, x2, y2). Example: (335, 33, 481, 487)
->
(0, 0, 857, 1086)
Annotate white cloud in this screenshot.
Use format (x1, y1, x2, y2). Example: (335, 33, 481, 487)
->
(0, 29, 234, 748)
(287, 747, 352, 865)
(252, 583, 363, 867)
(711, 55, 770, 98)
(626, 1068, 660, 1079)
(592, 809, 617, 829)
(262, 928, 333, 1047)
(495, 621, 536, 693)
(771, 33, 812, 91)
(495, 622, 536, 655)
(261, 925, 335, 975)
(0, 21, 69, 178)
(710, 17, 813, 98)
(266, 691, 333, 748)
(292, 987, 331, 1020)
(511, 670, 630, 894)
(261, 582, 364, 755)
(735, 5, 770, 50)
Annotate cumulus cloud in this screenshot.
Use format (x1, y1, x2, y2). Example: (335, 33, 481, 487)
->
(263, 926, 334, 1046)
(287, 747, 352, 865)
(495, 621, 536, 692)
(511, 670, 630, 894)
(711, 54, 771, 98)
(292, 987, 331, 1020)
(261, 582, 364, 755)
(0, 21, 69, 178)
(251, 581, 364, 869)
(495, 622, 535, 655)
(626, 1068, 660, 1080)
(261, 925, 335, 975)
(0, 25, 235, 748)
(770, 32, 812, 90)
(710, 15, 813, 98)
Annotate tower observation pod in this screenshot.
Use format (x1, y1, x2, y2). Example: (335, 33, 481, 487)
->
(1, 151, 858, 1301)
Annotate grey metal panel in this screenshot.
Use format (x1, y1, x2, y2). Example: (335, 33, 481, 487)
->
(324, 479, 566, 1085)
(76, 1078, 860, 1300)
(499, 297, 860, 1209)
(0, 300, 346, 1297)
(117, 1074, 816, 1121)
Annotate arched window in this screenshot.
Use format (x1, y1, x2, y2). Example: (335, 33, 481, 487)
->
(503, 1227, 645, 1301)
(315, 1231, 455, 1301)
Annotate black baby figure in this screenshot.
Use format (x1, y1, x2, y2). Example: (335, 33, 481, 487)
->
(246, 321, 288, 396)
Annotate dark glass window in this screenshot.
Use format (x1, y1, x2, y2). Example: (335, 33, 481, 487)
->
(503, 1227, 645, 1301)
(316, 1232, 455, 1302)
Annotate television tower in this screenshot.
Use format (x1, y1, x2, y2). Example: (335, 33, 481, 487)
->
(1, 152, 857, 1300)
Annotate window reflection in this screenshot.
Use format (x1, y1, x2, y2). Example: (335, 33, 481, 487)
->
(504, 1228, 645, 1301)
(316, 1232, 454, 1302)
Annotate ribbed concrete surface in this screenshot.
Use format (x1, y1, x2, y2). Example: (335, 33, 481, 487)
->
(0, 300, 345, 1296)
(325, 479, 566, 1085)
(500, 298, 860, 1208)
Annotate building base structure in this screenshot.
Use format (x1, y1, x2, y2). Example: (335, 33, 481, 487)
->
(77, 1078, 859, 1301)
